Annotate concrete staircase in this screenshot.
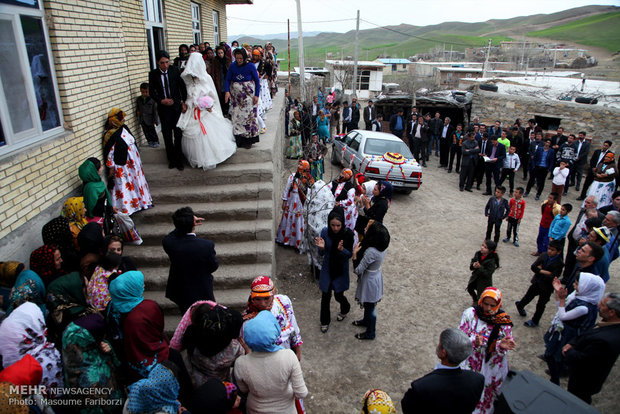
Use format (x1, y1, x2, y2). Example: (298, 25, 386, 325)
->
(125, 94, 284, 334)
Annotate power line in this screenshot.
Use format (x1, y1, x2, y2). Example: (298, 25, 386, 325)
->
(359, 18, 490, 48)
(226, 16, 355, 24)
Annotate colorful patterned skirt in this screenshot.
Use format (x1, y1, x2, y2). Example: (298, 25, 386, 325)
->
(230, 80, 259, 145)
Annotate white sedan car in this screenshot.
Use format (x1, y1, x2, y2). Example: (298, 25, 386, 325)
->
(331, 130, 423, 193)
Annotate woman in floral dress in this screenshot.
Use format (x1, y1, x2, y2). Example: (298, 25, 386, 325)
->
(286, 110, 303, 159)
(328, 168, 358, 235)
(103, 108, 153, 216)
(242, 276, 303, 360)
(459, 287, 516, 414)
(276, 160, 313, 250)
(225, 48, 260, 148)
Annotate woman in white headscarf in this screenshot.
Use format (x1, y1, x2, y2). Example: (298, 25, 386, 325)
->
(0, 302, 64, 396)
(543, 272, 605, 385)
(177, 52, 237, 170)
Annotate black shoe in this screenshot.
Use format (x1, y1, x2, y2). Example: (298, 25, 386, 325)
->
(176, 163, 184, 171)
(576, 196, 585, 201)
(459, 187, 464, 191)
(168, 162, 175, 169)
(465, 188, 473, 192)
(482, 192, 492, 196)
(352, 320, 367, 327)
(476, 185, 481, 190)
(515, 301, 526, 317)
(355, 332, 375, 340)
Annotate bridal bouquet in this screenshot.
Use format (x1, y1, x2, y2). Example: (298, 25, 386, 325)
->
(196, 95, 214, 110)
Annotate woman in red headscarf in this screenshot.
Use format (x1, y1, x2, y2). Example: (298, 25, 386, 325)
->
(459, 287, 516, 414)
(242, 276, 302, 360)
(276, 160, 314, 251)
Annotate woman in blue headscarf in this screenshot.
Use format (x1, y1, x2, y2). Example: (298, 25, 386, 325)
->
(125, 361, 182, 414)
(109, 271, 169, 382)
(6, 269, 46, 316)
(234, 310, 307, 414)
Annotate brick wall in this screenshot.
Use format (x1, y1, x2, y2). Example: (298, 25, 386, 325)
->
(0, 0, 231, 260)
(164, 0, 228, 51)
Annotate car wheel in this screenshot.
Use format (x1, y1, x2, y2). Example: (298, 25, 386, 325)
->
(402, 189, 413, 195)
(331, 148, 340, 165)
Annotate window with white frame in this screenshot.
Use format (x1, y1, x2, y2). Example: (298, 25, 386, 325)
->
(191, 3, 201, 44)
(0, 0, 62, 154)
(358, 70, 370, 90)
(212, 10, 220, 45)
(144, 0, 165, 70)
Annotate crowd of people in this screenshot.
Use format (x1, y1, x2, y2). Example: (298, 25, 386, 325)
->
(1, 62, 620, 412)
(142, 41, 278, 171)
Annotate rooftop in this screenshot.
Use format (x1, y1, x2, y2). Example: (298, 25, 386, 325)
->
(377, 58, 412, 64)
(325, 60, 386, 68)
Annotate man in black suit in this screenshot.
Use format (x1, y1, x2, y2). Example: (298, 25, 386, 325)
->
(577, 140, 613, 200)
(572, 131, 591, 192)
(149, 50, 187, 170)
(407, 115, 429, 167)
(401, 328, 484, 414)
(163, 206, 219, 314)
(459, 132, 480, 191)
(350, 97, 361, 130)
(438, 116, 454, 168)
(483, 135, 507, 195)
(363, 100, 375, 130)
(563, 292, 620, 404)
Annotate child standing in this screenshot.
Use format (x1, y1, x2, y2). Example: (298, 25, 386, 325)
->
(484, 186, 510, 244)
(533, 192, 561, 256)
(551, 160, 569, 203)
(503, 186, 526, 246)
(499, 145, 521, 197)
(466, 240, 500, 303)
(136, 82, 159, 148)
(515, 239, 564, 327)
(548, 203, 573, 251)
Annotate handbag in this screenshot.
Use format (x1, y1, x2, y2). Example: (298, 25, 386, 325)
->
(114, 212, 143, 245)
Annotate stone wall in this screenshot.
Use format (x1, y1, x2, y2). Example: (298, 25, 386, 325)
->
(471, 90, 620, 148)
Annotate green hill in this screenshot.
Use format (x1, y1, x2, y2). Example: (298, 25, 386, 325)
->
(236, 5, 620, 68)
(527, 12, 620, 52)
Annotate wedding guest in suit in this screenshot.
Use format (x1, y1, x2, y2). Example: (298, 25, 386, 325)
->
(401, 328, 485, 414)
(163, 207, 219, 313)
(573, 131, 591, 192)
(389, 108, 405, 138)
(149, 50, 188, 170)
(483, 136, 507, 196)
(563, 292, 620, 404)
(363, 100, 375, 130)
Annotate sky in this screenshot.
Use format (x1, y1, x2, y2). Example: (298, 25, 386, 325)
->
(225, 0, 619, 37)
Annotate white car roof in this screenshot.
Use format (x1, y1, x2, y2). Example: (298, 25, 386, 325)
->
(353, 130, 404, 142)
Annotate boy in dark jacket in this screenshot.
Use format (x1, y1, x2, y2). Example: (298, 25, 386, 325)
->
(515, 239, 565, 327)
(136, 82, 159, 147)
(484, 186, 510, 244)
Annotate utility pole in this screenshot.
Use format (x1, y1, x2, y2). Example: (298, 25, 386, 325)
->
(552, 48, 557, 69)
(520, 40, 526, 71)
(482, 38, 491, 78)
(449, 44, 453, 62)
(295, 0, 306, 102)
(352, 9, 360, 97)
(287, 19, 291, 95)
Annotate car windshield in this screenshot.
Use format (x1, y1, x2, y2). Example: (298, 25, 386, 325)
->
(363, 138, 414, 158)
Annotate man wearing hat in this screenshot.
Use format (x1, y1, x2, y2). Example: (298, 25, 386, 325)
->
(590, 226, 612, 282)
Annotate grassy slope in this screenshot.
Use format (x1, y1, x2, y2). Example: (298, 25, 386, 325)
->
(527, 12, 620, 52)
(237, 5, 620, 68)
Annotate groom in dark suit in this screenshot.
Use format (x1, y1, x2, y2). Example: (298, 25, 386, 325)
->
(163, 206, 219, 313)
(401, 328, 485, 414)
(149, 50, 187, 170)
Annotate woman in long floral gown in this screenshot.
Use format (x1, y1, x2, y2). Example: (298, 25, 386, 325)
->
(276, 160, 313, 250)
(459, 287, 516, 414)
(103, 108, 153, 216)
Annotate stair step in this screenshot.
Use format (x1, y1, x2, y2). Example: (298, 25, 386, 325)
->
(140, 145, 275, 165)
(142, 263, 271, 291)
(131, 200, 273, 225)
(135, 219, 272, 245)
(143, 161, 273, 187)
(148, 181, 273, 203)
(124, 240, 274, 267)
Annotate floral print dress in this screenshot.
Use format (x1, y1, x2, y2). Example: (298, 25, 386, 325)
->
(276, 173, 305, 249)
(106, 126, 153, 215)
(271, 294, 303, 350)
(459, 307, 513, 414)
(230, 80, 259, 140)
(86, 266, 114, 311)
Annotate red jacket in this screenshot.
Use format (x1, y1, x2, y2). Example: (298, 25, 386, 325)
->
(509, 198, 526, 220)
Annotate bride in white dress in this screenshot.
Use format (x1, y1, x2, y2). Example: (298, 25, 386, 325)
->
(177, 52, 236, 169)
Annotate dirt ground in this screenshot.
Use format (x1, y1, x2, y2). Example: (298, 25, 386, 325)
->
(275, 145, 620, 413)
